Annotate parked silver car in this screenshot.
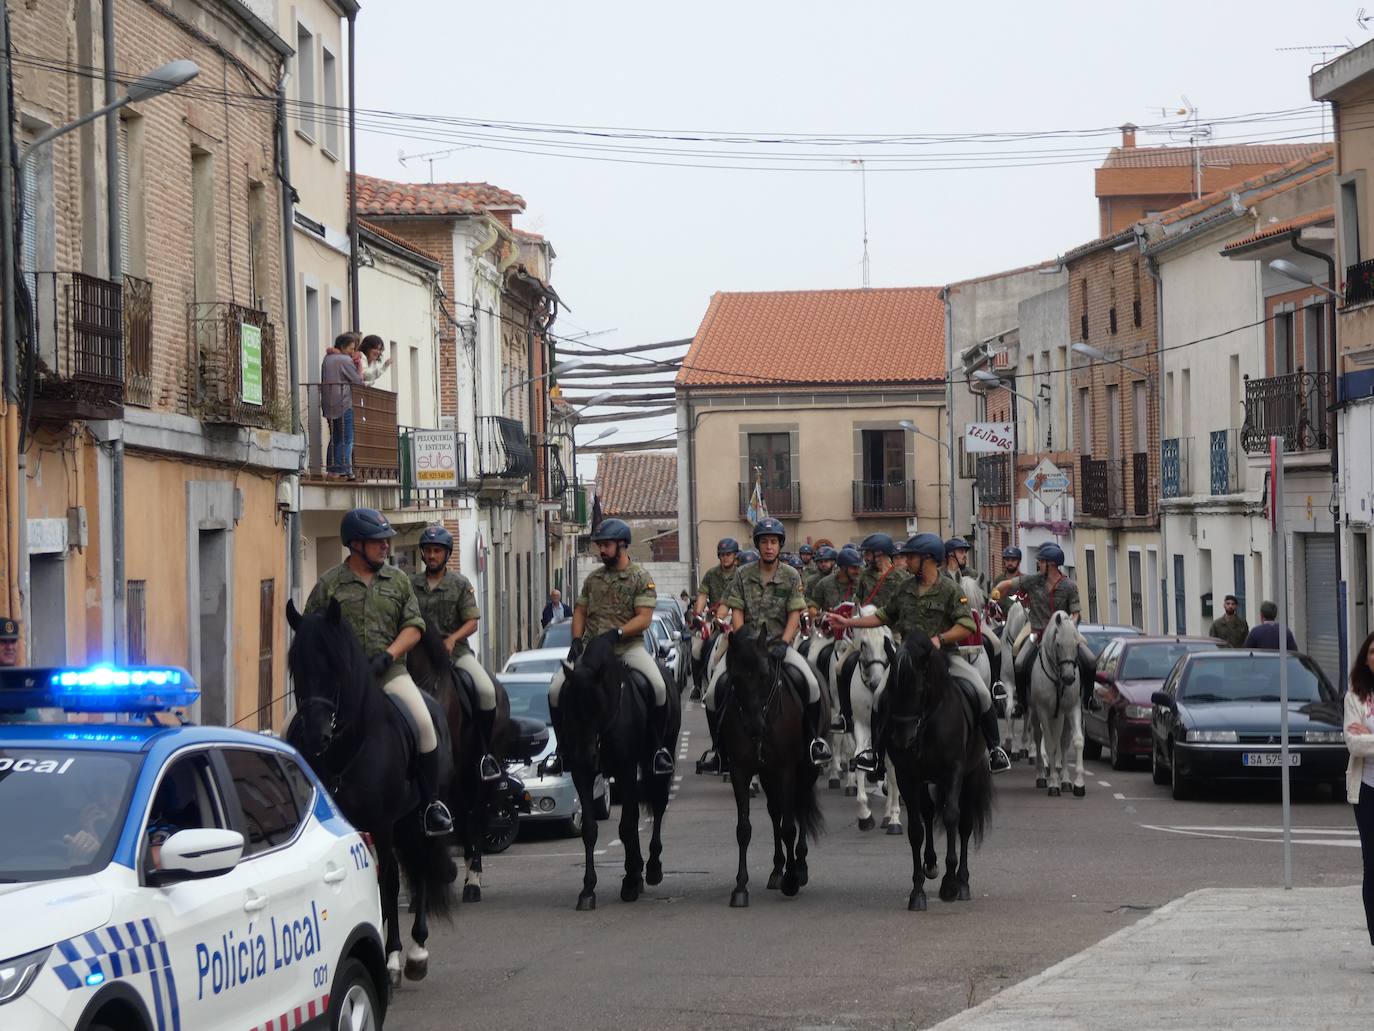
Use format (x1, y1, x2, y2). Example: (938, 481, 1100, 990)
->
(498, 671, 609, 836)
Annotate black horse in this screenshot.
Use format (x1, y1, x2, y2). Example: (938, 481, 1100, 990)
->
(557, 630, 680, 911)
(285, 599, 455, 984)
(717, 627, 824, 907)
(406, 624, 511, 903)
(883, 636, 994, 911)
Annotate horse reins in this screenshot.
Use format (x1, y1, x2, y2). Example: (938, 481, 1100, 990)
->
(1036, 623, 1078, 720)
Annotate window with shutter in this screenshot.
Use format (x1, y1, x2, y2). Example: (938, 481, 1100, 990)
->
(118, 119, 130, 271)
(127, 580, 147, 664)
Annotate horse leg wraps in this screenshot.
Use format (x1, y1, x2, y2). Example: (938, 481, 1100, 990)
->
(384, 671, 439, 752)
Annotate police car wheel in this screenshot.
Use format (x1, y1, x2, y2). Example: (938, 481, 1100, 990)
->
(328, 957, 381, 1031)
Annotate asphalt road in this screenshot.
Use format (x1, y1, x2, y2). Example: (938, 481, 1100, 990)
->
(388, 703, 1361, 1030)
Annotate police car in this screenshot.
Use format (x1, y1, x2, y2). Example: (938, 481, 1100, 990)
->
(0, 665, 389, 1031)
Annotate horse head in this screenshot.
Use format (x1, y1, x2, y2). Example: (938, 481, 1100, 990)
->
(852, 606, 893, 693)
(558, 630, 622, 765)
(1041, 611, 1081, 689)
(890, 635, 949, 727)
(286, 598, 370, 757)
(725, 625, 774, 740)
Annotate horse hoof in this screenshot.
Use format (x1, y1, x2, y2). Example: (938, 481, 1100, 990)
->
(939, 880, 959, 903)
(857, 815, 875, 832)
(1073, 785, 1086, 798)
(576, 894, 596, 912)
(645, 859, 663, 886)
(1060, 782, 1072, 794)
(767, 871, 782, 890)
(828, 777, 841, 790)
(880, 816, 891, 828)
(908, 892, 928, 912)
(387, 954, 402, 989)
(957, 883, 972, 902)
(1035, 777, 1048, 789)
(886, 822, 904, 836)
(796, 863, 809, 887)
(923, 862, 939, 880)
(844, 785, 859, 797)
(730, 889, 749, 908)
(462, 884, 481, 903)
(1047, 786, 1061, 797)
(621, 877, 643, 902)
(781, 872, 800, 897)
(404, 957, 429, 982)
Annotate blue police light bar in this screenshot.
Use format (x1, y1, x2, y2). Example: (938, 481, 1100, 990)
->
(0, 665, 199, 713)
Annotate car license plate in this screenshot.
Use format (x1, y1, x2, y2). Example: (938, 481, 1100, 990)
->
(1242, 752, 1301, 767)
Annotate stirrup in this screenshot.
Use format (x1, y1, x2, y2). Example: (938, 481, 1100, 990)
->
(830, 714, 848, 733)
(853, 748, 880, 773)
(479, 754, 501, 782)
(423, 800, 454, 836)
(652, 748, 675, 775)
(696, 749, 721, 774)
(809, 738, 833, 766)
(988, 746, 1012, 774)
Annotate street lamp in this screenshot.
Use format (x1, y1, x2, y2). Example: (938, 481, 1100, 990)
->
(1269, 258, 1344, 302)
(899, 419, 954, 533)
(973, 368, 1038, 406)
(505, 357, 586, 396)
(1071, 341, 1151, 379)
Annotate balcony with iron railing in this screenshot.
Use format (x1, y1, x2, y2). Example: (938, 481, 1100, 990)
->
(122, 274, 153, 407)
(1079, 455, 1127, 518)
(738, 481, 801, 519)
(188, 301, 281, 429)
(1346, 257, 1374, 308)
(975, 454, 1012, 506)
(1131, 451, 1150, 516)
(476, 415, 535, 481)
(852, 479, 917, 516)
(27, 270, 124, 422)
(1161, 437, 1191, 499)
(1209, 428, 1240, 495)
(563, 481, 589, 527)
(1240, 369, 1331, 454)
(540, 441, 570, 502)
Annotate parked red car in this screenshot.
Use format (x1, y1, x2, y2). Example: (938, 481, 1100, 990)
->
(1084, 636, 1220, 769)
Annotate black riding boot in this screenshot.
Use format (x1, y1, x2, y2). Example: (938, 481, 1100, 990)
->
(853, 703, 884, 775)
(981, 707, 1012, 774)
(805, 699, 833, 767)
(417, 749, 454, 837)
(476, 707, 501, 782)
(650, 700, 675, 775)
(696, 703, 724, 774)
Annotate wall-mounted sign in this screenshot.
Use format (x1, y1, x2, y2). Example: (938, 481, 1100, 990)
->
(965, 422, 1013, 454)
(240, 323, 263, 406)
(410, 430, 460, 489)
(1024, 458, 1070, 508)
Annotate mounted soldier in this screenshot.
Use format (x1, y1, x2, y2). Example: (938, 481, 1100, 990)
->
(305, 507, 454, 836)
(548, 518, 676, 776)
(944, 536, 978, 586)
(803, 545, 837, 607)
(693, 537, 741, 626)
(991, 542, 1081, 705)
(857, 532, 908, 612)
(410, 525, 500, 783)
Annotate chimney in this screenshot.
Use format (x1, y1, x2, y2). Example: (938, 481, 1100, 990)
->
(1120, 123, 1138, 149)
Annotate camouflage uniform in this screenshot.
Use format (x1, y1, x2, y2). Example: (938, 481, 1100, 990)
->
(1208, 613, 1249, 649)
(1005, 572, 1081, 632)
(809, 571, 858, 612)
(549, 561, 666, 706)
(306, 561, 434, 749)
(876, 574, 976, 647)
(698, 563, 738, 611)
(857, 564, 909, 613)
(411, 569, 497, 710)
(725, 562, 806, 639)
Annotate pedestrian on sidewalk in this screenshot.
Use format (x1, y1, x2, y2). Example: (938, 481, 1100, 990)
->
(1241, 600, 1298, 651)
(1344, 628, 1374, 964)
(1209, 594, 1249, 648)
(321, 334, 361, 478)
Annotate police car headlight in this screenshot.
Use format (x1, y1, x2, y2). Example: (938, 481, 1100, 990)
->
(0, 946, 49, 1005)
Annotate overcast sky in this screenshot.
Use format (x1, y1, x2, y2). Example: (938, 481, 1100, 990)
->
(354, 2, 1359, 470)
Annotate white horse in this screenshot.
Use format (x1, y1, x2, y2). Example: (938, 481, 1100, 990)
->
(1029, 610, 1086, 798)
(997, 599, 1039, 762)
(957, 576, 996, 699)
(807, 628, 857, 793)
(844, 610, 903, 833)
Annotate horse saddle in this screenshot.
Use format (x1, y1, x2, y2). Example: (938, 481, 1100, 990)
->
(836, 650, 861, 721)
(626, 668, 654, 708)
(816, 641, 836, 679)
(386, 693, 421, 754)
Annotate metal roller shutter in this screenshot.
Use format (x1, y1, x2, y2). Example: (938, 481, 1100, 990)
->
(1302, 535, 1340, 684)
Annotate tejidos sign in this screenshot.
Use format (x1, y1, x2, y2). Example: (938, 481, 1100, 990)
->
(964, 422, 1013, 454)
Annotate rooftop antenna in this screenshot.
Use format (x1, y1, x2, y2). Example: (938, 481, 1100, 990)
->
(1277, 46, 1355, 136)
(1359, 7, 1373, 30)
(397, 145, 472, 183)
(1144, 96, 1212, 199)
(849, 159, 870, 288)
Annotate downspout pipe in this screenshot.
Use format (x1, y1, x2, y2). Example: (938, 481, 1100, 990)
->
(0, 5, 23, 646)
(104, 0, 126, 661)
(1146, 252, 1167, 633)
(346, 10, 359, 330)
(1288, 235, 1346, 682)
(276, 78, 303, 603)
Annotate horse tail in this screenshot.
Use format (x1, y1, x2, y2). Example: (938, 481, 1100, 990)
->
(964, 758, 994, 848)
(792, 761, 825, 843)
(396, 830, 456, 923)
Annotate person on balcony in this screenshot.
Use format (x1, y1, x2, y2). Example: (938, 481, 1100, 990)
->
(359, 334, 393, 386)
(322, 334, 361, 479)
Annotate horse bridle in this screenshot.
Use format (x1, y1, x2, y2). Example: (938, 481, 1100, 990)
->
(1037, 624, 1078, 719)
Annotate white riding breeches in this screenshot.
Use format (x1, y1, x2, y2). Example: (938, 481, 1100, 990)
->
(454, 653, 497, 711)
(870, 650, 990, 715)
(548, 645, 668, 708)
(703, 645, 820, 710)
(384, 671, 439, 753)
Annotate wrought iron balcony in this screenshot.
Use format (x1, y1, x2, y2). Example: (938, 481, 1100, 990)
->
(738, 481, 801, 519)
(1080, 455, 1127, 518)
(28, 270, 124, 421)
(541, 441, 569, 502)
(975, 454, 1011, 506)
(1347, 257, 1374, 307)
(1132, 451, 1150, 516)
(1209, 428, 1240, 495)
(188, 302, 280, 429)
(476, 415, 534, 480)
(1240, 370, 1331, 454)
(852, 479, 917, 516)
(123, 274, 154, 407)
(1161, 437, 1190, 499)
(563, 481, 589, 527)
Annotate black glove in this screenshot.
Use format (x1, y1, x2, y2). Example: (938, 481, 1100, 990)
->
(369, 652, 394, 678)
(567, 638, 585, 663)
(768, 641, 790, 662)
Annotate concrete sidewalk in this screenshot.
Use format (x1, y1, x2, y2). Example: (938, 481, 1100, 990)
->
(931, 885, 1371, 1030)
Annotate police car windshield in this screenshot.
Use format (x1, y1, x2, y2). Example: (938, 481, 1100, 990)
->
(0, 748, 141, 882)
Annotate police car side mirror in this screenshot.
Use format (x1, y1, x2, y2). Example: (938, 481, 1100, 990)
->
(149, 828, 245, 885)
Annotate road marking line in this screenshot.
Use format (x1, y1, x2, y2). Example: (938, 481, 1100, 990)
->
(1164, 825, 1358, 835)
(1113, 792, 1126, 800)
(1098, 780, 1111, 788)
(1142, 824, 1360, 847)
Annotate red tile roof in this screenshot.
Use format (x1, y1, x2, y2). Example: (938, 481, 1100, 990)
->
(357, 219, 442, 265)
(1221, 207, 1335, 253)
(596, 451, 678, 519)
(1157, 149, 1332, 225)
(1100, 142, 1328, 170)
(676, 287, 946, 388)
(354, 173, 525, 217)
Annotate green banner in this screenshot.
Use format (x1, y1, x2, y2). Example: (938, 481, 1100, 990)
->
(240, 322, 263, 406)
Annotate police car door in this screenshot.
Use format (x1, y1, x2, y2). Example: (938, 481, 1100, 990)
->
(135, 748, 262, 1031)
(217, 747, 336, 1025)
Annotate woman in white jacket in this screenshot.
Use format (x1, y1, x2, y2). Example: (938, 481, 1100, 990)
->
(359, 334, 392, 386)
(1344, 629, 1374, 962)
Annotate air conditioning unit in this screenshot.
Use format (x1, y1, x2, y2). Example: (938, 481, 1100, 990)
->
(905, 517, 920, 535)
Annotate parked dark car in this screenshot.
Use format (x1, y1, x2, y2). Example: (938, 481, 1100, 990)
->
(1073, 624, 1143, 711)
(1148, 650, 1347, 800)
(1084, 636, 1220, 769)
